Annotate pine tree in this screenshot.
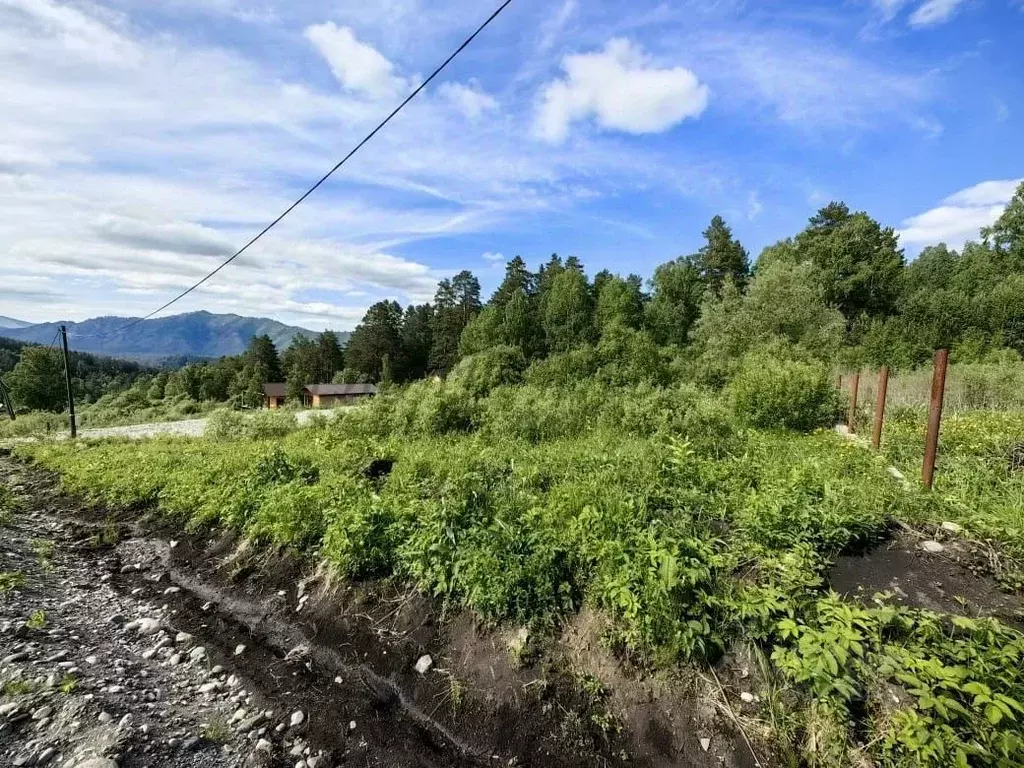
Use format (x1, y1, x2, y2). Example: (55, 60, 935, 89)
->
(695, 216, 750, 293)
(430, 271, 481, 374)
(401, 304, 434, 381)
(315, 331, 345, 382)
(490, 256, 536, 307)
(346, 301, 404, 382)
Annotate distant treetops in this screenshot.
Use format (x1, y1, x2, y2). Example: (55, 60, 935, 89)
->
(12, 183, 1022, 413)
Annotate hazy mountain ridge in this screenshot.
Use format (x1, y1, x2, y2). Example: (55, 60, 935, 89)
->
(3, 311, 337, 359)
(0, 316, 32, 329)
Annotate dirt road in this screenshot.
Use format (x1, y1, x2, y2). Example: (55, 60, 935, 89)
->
(0, 457, 344, 768)
(2, 410, 338, 444)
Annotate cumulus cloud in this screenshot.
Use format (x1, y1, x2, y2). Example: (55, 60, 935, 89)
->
(534, 38, 709, 143)
(304, 22, 405, 98)
(909, 0, 970, 27)
(482, 251, 504, 262)
(438, 81, 498, 119)
(898, 178, 1023, 248)
(943, 179, 1023, 207)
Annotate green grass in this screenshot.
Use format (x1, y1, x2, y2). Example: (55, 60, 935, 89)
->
(0, 570, 26, 595)
(0, 483, 17, 525)
(15, 381, 1024, 766)
(882, 409, 1024, 568)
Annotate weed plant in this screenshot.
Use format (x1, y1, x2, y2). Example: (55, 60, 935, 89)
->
(16, 377, 1024, 766)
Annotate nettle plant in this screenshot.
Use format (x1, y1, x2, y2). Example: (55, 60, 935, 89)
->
(772, 597, 1024, 767)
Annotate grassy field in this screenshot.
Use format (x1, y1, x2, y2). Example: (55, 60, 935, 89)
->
(15, 376, 1024, 766)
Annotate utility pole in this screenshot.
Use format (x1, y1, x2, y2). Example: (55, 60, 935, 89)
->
(60, 325, 77, 438)
(0, 378, 14, 421)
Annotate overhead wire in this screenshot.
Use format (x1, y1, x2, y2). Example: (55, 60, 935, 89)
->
(90, 0, 514, 340)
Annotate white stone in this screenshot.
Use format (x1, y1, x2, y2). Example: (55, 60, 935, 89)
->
(739, 692, 755, 704)
(234, 644, 246, 657)
(289, 710, 305, 728)
(348, 720, 356, 731)
(941, 521, 963, 533)
(920, 540, 945, 554)
(85, 655, 98, 665)
(414, 655, 433, 675)
(175, 632, 193, 645)
(126, 617, 161, 635)
(700, 737, 711, 751)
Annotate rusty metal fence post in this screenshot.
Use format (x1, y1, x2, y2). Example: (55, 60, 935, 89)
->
(922, 350, 949, 489)
(871, 366, 889, 450)
(848, 372, 860, 433)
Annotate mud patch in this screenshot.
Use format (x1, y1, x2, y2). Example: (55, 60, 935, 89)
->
(829, 538, 1024, 628)
(559, 608, 759, 768)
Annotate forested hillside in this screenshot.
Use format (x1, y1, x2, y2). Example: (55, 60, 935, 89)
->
(0, 337, 155, 409)
(339, 185, 1024, 385)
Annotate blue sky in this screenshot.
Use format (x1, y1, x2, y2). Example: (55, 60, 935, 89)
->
(1, 0, 1022, 331)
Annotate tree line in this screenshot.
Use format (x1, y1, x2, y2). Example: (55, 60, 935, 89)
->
(6, 182, 1024, 414)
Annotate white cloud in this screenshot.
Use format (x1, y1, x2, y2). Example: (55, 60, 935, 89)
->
(304, 22, 405, 99)
(909, 0, 970, 27)
(943, 178, 1023, 207)
(438, 81, 498, 119)
(534, 38, 709, 143)
(482, 251, 504, 262)
(898, 178, 1022, 248)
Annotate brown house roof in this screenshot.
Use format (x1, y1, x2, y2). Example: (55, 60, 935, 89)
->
(262, 383, 287, 398)
(304, 383, 378, 396)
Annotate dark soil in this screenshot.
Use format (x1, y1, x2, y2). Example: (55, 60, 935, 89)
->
(829, 534, 1024, 629)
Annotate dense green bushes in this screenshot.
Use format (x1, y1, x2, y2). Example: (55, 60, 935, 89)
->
(206, 409, 297, 441)
(16, 373, 1024, 767)
(728, 354, 840, 431)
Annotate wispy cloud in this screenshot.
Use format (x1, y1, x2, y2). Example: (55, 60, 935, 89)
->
(909, 0, 971, 27)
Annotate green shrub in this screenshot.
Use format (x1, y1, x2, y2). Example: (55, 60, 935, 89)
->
(447, 345, 527, 397)
(206, 409, 296, 440)
(728, 354, 839, 432)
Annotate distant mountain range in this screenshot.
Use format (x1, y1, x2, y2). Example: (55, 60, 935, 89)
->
(1, 311, 339, 360)
(0, 316, 33, 330)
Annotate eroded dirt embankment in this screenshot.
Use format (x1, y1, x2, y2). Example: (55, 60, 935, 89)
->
(1, 455, 756, 768)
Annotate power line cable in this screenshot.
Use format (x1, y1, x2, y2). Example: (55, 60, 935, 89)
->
(96, 0, 514, 339)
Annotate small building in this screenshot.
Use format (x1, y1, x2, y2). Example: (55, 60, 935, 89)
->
(262, 382, 288, 410)
(303, 383, 378, 409)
